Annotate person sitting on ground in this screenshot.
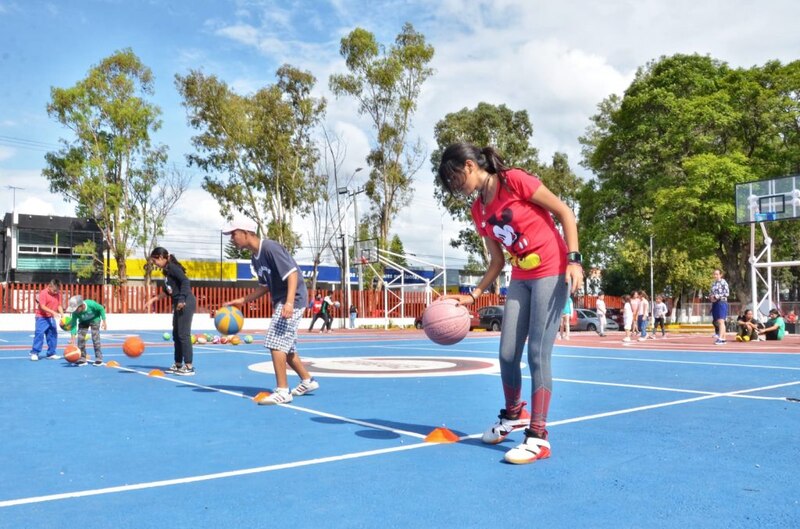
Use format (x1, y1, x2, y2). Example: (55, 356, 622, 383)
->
(735, 309, 760, 342)
(758, 308, 785, 341)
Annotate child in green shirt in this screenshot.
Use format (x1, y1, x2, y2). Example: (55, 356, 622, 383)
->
(65, 295, 107, 366)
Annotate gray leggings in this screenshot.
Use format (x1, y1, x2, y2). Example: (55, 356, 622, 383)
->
(499, 274, 567, 433)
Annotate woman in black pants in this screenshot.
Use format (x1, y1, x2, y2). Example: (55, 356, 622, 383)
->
(145, 247, 197, 376)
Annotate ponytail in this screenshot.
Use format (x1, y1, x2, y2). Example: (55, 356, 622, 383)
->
(437, 142, 509, 195)
(150, 246, 186, 273)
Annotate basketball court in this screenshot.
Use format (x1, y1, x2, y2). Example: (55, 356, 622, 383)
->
(1, 327, 798, 528)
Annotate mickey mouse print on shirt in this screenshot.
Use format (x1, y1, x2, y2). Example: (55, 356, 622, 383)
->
(486, 208, 529, 255)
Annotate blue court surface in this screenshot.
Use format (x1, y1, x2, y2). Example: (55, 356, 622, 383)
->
(1, 329, 798, 528)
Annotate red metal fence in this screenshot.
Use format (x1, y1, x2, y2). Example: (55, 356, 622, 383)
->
(1, 283, 510, 319)
(1, 283, 632, 319)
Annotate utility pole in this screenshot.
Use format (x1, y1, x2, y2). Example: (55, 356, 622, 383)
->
(6, 185, 24, 212)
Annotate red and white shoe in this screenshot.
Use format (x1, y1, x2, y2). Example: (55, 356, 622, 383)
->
(503, 429, 551, 464)
(481, 406, 530, 444)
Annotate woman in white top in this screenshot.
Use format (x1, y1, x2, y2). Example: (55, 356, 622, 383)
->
(622, 294, 633, 342)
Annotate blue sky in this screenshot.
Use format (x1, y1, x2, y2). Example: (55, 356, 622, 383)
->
(1, 0, 799, 264)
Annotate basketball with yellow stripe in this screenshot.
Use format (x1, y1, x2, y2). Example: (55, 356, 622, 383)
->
(59, 315, 73, 332)
(214, 306, 244, 335)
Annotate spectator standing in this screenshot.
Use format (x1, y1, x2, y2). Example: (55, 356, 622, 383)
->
(710, 269, 730, 345)
(638, 291, 650, 341)
(349, 303, 358, 329)
(622, 295, 633, 343)
(652, 296, 668, 338)
(595, 293, 607, 337)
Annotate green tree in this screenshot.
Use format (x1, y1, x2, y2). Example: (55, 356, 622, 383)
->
(176, 65, 326, 252)
(387, 234, 408, 268)
(330, 23, 434, 250)
(43, 49, 166, 308)
(71, 240, 103, 281)
(580, 54, 800, 303)
(224, 239, 251, 260)
(430, 102, 582, 273)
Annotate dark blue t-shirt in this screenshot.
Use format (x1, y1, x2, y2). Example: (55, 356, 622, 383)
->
(250, 239, 308, 309)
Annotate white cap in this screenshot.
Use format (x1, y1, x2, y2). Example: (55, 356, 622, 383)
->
(221, 218, 258, 235)
(67, 295, 84, 312)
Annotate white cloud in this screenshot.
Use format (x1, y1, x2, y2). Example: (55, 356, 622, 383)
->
(0, 145, 16, 161)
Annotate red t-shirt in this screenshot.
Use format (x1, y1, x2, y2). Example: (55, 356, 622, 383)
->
(471, 168, 568, 280)
(311, 300, 322, 315)
(35, 288, 62, 319)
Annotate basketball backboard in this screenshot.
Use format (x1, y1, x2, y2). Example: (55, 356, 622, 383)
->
(357, 238, 379, 265)
(735, 175, 800, 224)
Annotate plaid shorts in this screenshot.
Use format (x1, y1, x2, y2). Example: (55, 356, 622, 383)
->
(264, 303, 304, 354)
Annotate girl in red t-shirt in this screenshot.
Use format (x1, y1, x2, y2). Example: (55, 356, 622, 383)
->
(438, 143, 582, 465)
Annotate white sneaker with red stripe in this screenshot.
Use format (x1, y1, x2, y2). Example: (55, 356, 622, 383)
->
(481, 406, 530, 444)
(291, 378, 320, 396)
(257, 389, 293, 405)
(504, 429, 552, 464)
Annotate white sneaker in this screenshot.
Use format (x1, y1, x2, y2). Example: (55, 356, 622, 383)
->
(291, 378, 320, 396)
(622, 337, 631, 342)
(46, 354, 61, 360)
(29, 353, 39, 361)
(503, 429, 552, 465)
(481, 406, 530, 444)
(257, 389, 293, 405)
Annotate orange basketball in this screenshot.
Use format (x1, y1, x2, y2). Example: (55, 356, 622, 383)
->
(64, 344, 81, 363)
(123, 336, 145, 358)
(421, 299, 471, 345)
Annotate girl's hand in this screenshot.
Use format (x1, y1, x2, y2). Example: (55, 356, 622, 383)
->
(443, 295, 475, 306)
(566, 263, 584, 294)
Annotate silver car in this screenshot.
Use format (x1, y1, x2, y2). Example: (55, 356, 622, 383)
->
(573, 308, 620, 333)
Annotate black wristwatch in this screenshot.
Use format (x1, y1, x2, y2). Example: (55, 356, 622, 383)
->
(566, 251, 582, 264)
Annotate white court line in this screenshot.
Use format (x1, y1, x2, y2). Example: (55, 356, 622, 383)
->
(461, 379, 800, 439)
(111, 365, 428, 438)
(555, 353, 800, 372)
(516, 375, 790, 401)
(381, 344, 800, 372)
(0, 442, 433, 508)
(2, 374, 797, 508)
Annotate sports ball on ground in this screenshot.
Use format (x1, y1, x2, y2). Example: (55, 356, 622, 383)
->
(243, 335, 254, 344)
(191, 334, 197, 344)
(162, 332, 172, 341)
(229, 335, 241, 345)
(214, 306, 244, 335)
(211, 335, 221, 344)
(421, 299, 471, 346)
(196, 335, 207, 344)
(58, 316, 73, 332)
(219, 335, 229, 344)
(64, 344, 81, 363)
(122, 336, 145, 358)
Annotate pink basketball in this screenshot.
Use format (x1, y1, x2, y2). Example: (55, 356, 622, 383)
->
(422, 299, 471, 345)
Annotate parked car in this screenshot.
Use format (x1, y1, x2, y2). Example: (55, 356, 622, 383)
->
(474, 305, 505, 331)
(604, 308, 624, 328)
(415, 307, 480, 330)
(573, 308, 620, 333)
